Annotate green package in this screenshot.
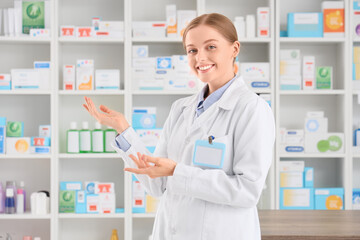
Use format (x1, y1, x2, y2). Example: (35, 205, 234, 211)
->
(59, 190, 75, 213)
(6, 121, 24, 137)
(316, 67, 332, 89)
(22, 1, 45, 34)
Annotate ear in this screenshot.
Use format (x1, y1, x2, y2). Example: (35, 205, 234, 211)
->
(232, 41, 240, 58)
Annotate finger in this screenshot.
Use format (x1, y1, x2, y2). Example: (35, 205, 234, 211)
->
(83, 104, 89, 112)
(100, 105, 113, 114)
(129, 154, 145, 168)
(137, 152, 151, 168)
(124, 168, 149, 175)
(143, 155, 158, 165)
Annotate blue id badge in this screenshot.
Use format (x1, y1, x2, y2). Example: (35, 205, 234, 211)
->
(193, 139, 226, 169)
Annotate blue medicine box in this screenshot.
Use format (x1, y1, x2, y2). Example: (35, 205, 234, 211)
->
(287, 12, 323, 37)
(132, 108, 156, 129)
(0, 126, 5, 154)
(315, 188, 344, 210)
(75, 190, 87, 214)
(280, 188, 314, 210)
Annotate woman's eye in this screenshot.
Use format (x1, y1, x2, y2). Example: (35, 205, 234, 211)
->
(188, 49, 197, 54)
(208, 45, 216, 50)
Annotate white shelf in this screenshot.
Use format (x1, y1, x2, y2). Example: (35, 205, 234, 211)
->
(0, 154, 51, 159)
(253, 89, 271, 94)
(354, 154, 360, 158)
(280, 37, 346, 43)
(0, 213, 51, 219)
(59, 153, 119, 159)
(58, 37, 124, 44)
(132, 213, 156, 218)
(0, 90, 52, 95)
(132, 90, 197, 95)
(132, 37, 182, 43)
(0, 36, 51, 44)
(238, 38, 271, 43)
(280, 90, 345, 95)
(58, 90, 125, 96)
(58, 213, 125, 219)
(353, 90, 360, 95)
(279, 153, 346, 158)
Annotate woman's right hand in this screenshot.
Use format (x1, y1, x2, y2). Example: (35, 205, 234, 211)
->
(83, 96, 130, 134)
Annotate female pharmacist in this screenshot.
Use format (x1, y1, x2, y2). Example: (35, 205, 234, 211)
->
(83, 13, 275, 240)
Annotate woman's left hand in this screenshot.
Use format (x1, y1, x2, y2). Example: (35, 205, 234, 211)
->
(125, 152, 177, 178)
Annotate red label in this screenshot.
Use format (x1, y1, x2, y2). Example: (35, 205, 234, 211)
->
(305, 81, 313, 87)
(0, 76, 4, 80)
(135, 200, 143, 205)
(97, 184, 112, 193)
(78, 28, 92, 37)
(96, 32, 109, 36)
(61, 28, 74, 36)
(65, 84, 74, 90)
(33, 138, 45, 146)
(90, 205, 97, 211)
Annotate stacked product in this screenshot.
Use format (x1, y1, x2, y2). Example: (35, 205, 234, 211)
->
(353, 189, 360, 209)
(282, 1, 344, 38)
(279, 111, 344, 154)
(0, 61, 51, 91)
(0, 117, 51, 155)
(59, 181, 122, 214)
(0, 0, 51, 37)
(239, 62, 270, 90)
(132, 107, 162, 154)
(132, 5, 196, 39)
(233, 7, 270, 39)
(353, 46, 360, 90)
(66, 121, 117, 154)
(63, 59, 120, 91)
(353, 1, 360, 39)
(132, 175, 159, 214)
(60, 18, 124, 39)
(280, 49, 332, 90)
(280, 161, 344, 210)
(132, 47, 198, 91)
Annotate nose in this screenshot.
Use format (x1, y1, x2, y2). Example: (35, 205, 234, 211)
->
(195, 49, 207, 63)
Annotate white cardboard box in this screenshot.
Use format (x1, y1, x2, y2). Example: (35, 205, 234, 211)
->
(305, 133, 345, 153)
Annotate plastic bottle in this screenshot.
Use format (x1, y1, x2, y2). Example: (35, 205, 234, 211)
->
(19, 181, 26, 212)
(234, 16, 245, 38)
(80, 121, 92, 153)
(67, 122, 80, 153)
(0, 182, 4, 213)
(92, 122, 104, 153)
(6, 181, 16, 207)
(246, 15, 256, 38)
(16, 188, 24, 213)
(105, 126, 117, 153)
(5, 188, 15, 214)
(110, 229, 119, 240)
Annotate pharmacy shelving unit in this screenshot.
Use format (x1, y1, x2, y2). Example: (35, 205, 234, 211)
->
(351, 0, 360, 209)
(1, 0, 358, 239)
(275, 0, 353, 210)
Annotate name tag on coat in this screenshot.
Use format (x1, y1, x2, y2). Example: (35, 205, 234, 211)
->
(192, 139, 226, 169)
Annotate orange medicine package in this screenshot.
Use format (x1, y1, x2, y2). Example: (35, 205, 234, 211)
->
(322, 1, 344, 37)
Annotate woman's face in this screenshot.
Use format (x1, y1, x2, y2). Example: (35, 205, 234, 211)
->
(185, 25, 239, 88)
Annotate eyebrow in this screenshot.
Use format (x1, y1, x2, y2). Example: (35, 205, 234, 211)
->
(186, 39, 219, 48)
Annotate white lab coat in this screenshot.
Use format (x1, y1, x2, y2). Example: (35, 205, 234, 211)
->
(112, 76, 275, 240)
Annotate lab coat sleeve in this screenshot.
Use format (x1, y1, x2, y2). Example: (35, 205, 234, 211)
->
(167, 98, 275, 208)
(111, 101, 178, 198)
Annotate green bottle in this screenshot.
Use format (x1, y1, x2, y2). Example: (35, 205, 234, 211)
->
(104, 126, 117, 153)
(92, 122, 104, 153)
(79, 121, 91, 153)
(66, 122, 79, 153)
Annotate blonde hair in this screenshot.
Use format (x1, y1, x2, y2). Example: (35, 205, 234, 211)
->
(182, 13, 238, 49)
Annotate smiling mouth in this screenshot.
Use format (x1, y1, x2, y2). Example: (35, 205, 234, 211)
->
(197, 64, 215, 72)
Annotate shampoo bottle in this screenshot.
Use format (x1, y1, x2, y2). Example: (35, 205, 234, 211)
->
(92, 122, 104, 153)
(80, 121, 92, 153)
(105, 126, 117, 153)
(67, 122, 79, 153)
(110, 229, 119, 240)
(5, 188, 15, 214)
(19, 181, 26, 212)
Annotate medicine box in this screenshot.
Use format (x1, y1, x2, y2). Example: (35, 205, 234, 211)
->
(353, 188, 360, 210)
(305, 133, 344, 153)
(0, 74, 11, 90)
(31, 137, 51, 147)
(132, 107, 156, 129)
(240, 62, 270, 89)
(257, 7, 270, 38)
(302, 56, 315, 90)
(75, 190, 87, 214)
(76, 60, 94, 90)
(316, 67, 332, 89)
(156, 57, 172, 69)
(132, 21, 166, 38)
(280, 49, 301, 60)
(99, 193, 115, 214)
(132, 175, 146, 213)
(6, 137, 30, 154)
(166, 5, 177, 37)
(59, 190, 75, 213)
(280, 172, 304, 188)
(30, 146, 51, 154)
(304, 117, 328, 134)
(60, 181, 82, 191)
(136, 128, 162, 153)
(280, 188, 314, 210)
(133, 45, 149, 58)
(11, 69, 40, 89)
(132, 58, 156, 68)
(177, 11, 197, 37)
(95, 182, 115, 194)
(6, 121, 24, 137)
(85, 181, 98, 194)
(280, 129, 305, 153)
(0, 126, 5, 154)
(146, 195, 159, 213)
(287, 12, 323, 37)
(87, 194, 100, 213)
(304, 167, 314, 188)
(280, 60, 301, 76)
(322, 1, 345, 37)
(34, 61, 50, 90)
(95, 69, 120, 90)
(280, 76, 301, 90)
(63, 65, 75, 90)
(315, 188, 344, 210)
(279, 161, 305, 172)
(39, 125, 51, 138)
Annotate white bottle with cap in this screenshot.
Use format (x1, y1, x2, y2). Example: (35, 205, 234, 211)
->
(234, 16, 245, 38)
(80, 121, 92, 153)
(67, 122, 79, 153)
(92, 122, 104, 153)
(246, 15, 256, 38)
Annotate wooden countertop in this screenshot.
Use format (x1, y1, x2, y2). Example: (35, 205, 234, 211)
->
(259, 210, 360, 240)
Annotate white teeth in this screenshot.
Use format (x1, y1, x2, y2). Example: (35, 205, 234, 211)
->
(199, 65, 212, 71)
